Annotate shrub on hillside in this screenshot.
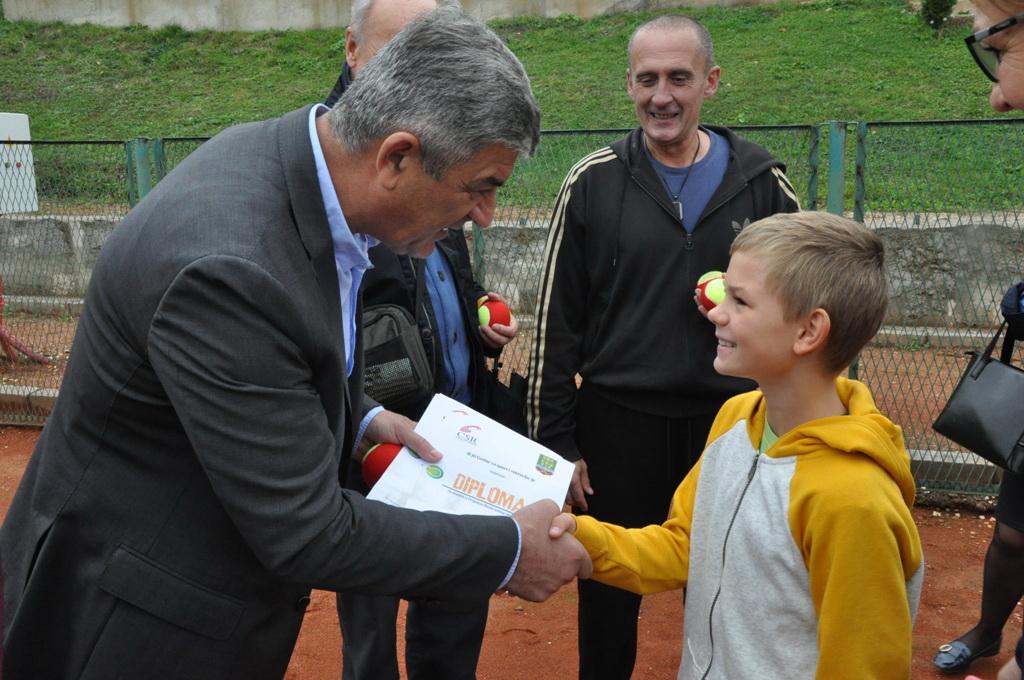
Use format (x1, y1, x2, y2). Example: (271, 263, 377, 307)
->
(921, 0, 957, 29)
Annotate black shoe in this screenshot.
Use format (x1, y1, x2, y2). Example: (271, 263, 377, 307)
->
(932, 636, 1002, 674)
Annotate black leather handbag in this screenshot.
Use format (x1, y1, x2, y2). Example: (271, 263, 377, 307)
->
(932, 318, 1024, 474)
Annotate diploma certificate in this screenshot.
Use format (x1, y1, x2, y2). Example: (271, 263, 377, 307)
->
(366, 394, 572, 516)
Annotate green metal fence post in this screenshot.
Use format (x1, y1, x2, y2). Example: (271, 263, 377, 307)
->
(854, 122, 867, 224)
(471, 222, 487, 289)
(826, 121, 846, 215)
(125, 140, 139, 207)
(807, 125, 820, 210)
(133, 137, 153, 203)
(152, 138, 167, 182)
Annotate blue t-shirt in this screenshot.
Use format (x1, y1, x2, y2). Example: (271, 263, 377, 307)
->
(647, 128, 729, 234)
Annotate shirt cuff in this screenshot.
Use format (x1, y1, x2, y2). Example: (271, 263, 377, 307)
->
(497, 516, 523, 590)
(354, 406, 386, 455)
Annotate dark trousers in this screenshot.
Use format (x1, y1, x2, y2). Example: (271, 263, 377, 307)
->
(338, 592, 488, 680)
(574, 384, 718, 680)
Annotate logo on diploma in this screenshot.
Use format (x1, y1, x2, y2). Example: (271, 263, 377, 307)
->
(535, 454, 557, 476)
(456, 424, 480, 446)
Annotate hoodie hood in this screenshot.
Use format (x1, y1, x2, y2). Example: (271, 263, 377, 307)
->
(733, 378, 915, 508)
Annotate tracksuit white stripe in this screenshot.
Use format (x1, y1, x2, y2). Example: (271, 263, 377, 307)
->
(527, 147, 618, 439)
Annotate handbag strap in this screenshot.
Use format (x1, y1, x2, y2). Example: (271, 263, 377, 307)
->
(970, 322, 1007, 379)
(1000, 320, 1017, 364)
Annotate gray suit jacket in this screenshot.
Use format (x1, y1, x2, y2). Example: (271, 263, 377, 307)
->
(0, 106, 517, 680)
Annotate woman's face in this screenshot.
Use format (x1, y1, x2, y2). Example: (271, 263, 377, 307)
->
(973, 1, 1024, 111)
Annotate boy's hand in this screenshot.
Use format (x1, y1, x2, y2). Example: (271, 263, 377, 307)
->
(548, 512, 578, 539)
(506, 501, 591, 601)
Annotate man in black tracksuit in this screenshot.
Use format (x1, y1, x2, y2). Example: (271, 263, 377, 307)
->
(527, 16, 800, 679)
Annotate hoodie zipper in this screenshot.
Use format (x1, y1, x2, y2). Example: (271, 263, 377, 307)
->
(699, 452, 760, 680)
(626, 152, 750, 254)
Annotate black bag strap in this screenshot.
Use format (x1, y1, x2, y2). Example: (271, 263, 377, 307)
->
(407, 257, 438, 378)
(977, 321, 1017, 368)
(969, 322, 1006, 380)
(1000, 320, 1017, 365)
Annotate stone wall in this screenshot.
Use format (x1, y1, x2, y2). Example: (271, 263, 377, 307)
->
(0, 215, 116, 301)
(3, 212, 1022, 338)
(473, 214, 1024, 340)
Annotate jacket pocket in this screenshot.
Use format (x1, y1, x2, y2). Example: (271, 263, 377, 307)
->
(98, 543, 245, 640)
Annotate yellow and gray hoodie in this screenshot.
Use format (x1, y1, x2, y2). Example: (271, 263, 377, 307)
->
(573, 378, 923, 680)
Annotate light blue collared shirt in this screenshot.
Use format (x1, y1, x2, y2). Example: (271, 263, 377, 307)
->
(308, 104, 382, 443)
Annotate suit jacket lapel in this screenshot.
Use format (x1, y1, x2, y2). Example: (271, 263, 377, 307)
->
(275, 105, 350, 445)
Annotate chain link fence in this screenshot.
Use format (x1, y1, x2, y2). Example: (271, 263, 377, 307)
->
(1, 140, 130, 424)
(852, 120, 1024, 494)
(3, 121, 1022, 494)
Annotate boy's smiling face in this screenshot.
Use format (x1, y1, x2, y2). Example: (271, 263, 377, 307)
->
(707, 250, 804, 386)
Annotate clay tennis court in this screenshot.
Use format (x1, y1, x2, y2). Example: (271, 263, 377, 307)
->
(1, 426, 1019, 679)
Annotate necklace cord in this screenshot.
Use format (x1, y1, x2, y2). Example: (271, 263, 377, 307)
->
(666, 131, 702, 222)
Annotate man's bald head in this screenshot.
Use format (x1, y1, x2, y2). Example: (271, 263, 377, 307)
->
(346, 0, 439, 76)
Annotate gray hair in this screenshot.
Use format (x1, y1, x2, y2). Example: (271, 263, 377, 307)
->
(628, 15, 716, 73)
(329, 6, 540, 179)
(348, 0, 374, 43)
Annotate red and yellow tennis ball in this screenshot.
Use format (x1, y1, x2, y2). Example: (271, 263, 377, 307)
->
(477, 297, 511, 327)
(361, 442, 403, 487)
(696, 270, 726, 310)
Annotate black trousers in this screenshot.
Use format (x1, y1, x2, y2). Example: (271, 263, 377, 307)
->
(574, 383, 719, 680)
(338, 593, 488, 680)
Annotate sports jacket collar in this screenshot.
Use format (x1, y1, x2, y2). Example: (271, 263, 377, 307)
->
(613, 126, 787, 227)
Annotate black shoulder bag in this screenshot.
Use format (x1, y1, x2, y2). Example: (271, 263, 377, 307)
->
(932, 311, 1024, 474)
(361, 260, 434, 412)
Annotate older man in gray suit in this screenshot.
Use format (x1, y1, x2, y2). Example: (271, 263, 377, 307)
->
(0, 8, 590, 679)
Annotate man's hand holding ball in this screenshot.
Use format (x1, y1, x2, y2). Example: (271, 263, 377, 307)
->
(476, 293, 519, 349)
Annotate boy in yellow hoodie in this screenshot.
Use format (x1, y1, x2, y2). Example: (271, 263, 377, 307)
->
(551, 211, 923, 680)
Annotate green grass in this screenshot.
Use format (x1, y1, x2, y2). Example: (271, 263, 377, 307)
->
(3, 0, 1022, 212)
(0, 0, 1017, 141)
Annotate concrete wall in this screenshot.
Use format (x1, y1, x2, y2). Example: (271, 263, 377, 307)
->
(4, 0, 780, 31)
(1, 214, 116, 300)
(5, 211, 1020, 334)
(474, 214, 1024, 339)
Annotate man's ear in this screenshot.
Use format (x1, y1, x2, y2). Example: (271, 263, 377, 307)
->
(374, 132, 422, 190)
(793, 308, 831, 357)
(703, 65, 721, 99)
(345, 27, 359, 72)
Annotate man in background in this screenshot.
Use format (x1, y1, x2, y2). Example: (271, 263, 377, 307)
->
(324, 1, 521, 678)
(527, 15, 800, 680)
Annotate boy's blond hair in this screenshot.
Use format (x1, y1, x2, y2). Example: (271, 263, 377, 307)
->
(731, 211, 887, 373)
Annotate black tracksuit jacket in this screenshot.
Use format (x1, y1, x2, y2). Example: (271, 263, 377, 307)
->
(526, 126, 801, 461)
